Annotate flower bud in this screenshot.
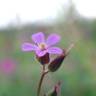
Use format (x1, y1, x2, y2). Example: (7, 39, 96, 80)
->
(47, 81, 61, 96)
(48, 89, 57, 96)
(48, 50, 66, 72)
(36, 53, 50, 65)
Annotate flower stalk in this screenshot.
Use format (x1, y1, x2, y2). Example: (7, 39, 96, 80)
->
(37, 66, 49, 96)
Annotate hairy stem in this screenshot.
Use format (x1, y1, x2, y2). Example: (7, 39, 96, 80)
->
(37, 69, 49, 96)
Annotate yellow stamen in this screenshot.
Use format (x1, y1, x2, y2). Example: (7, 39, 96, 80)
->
(39, 43, 47, 50)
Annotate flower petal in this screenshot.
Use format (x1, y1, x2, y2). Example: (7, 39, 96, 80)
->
(46, 34, 60, 46)
(47, 47, 63, 54)
(32, 32, 45, 44)
(36, 50, 47, 57)
(21, 43, 38, 51)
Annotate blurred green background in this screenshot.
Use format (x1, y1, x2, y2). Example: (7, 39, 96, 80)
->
(0, 3, 96, 96)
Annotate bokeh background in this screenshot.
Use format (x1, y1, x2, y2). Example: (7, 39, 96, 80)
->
(0, 0, 96, 96)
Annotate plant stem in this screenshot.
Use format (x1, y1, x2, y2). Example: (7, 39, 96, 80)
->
(37, 70, 49, 96)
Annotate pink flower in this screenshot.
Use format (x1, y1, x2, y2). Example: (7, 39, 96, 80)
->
(21, 32, 63, 57)
(0, 58, 16, 74)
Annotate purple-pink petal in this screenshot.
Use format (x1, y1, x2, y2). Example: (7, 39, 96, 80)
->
(46, 34, 60, 46)
(36, 50, 47, 57)
(32, 32, 45, 44)
(21, 43, 38, 51)
(47, 47, 63, 54)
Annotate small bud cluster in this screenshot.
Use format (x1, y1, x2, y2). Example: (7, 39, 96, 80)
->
(36, 49, 67, 72)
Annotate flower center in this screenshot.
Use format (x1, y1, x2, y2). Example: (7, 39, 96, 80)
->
(38, 43, 47, 50)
